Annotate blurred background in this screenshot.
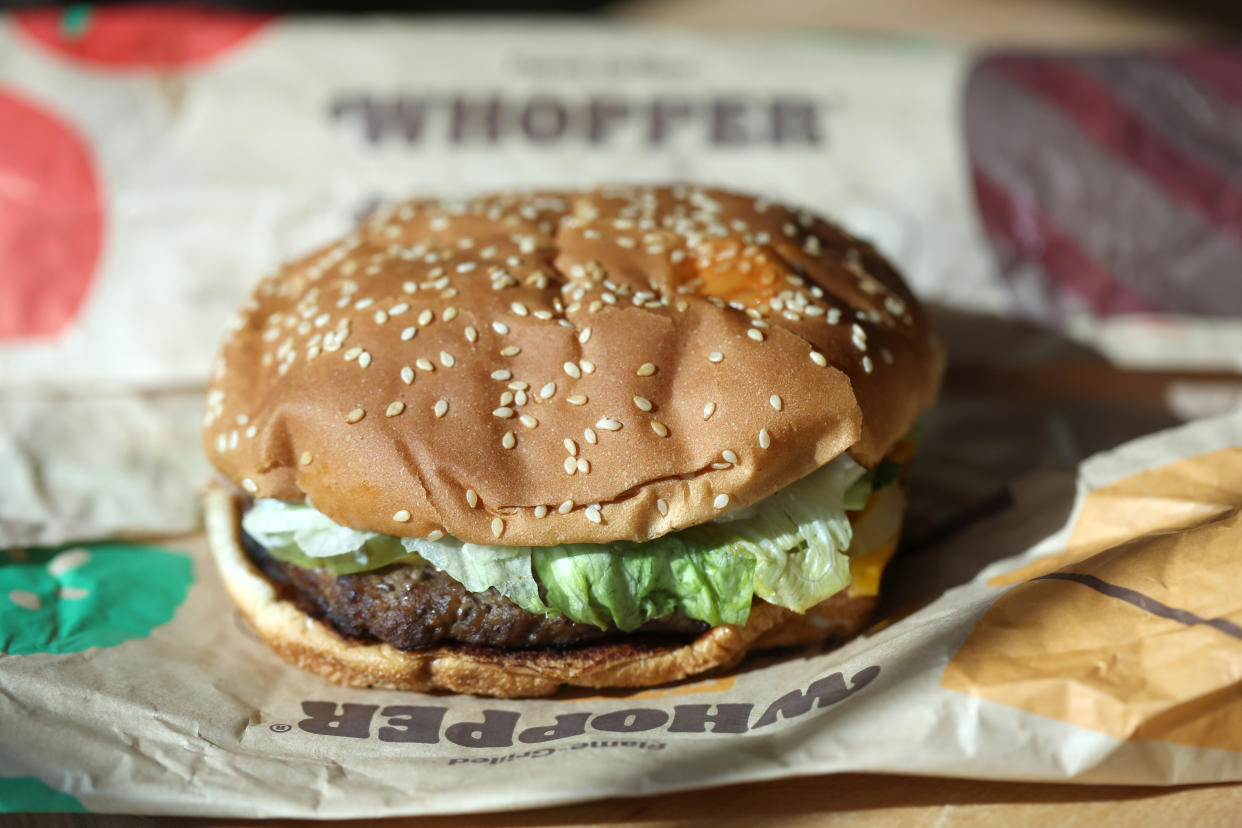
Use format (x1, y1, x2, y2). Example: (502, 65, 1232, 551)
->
(2, 0, 1242, 41)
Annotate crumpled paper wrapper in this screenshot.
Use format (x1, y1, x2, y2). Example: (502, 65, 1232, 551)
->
(5, 11, 1242, 817)
(4, 412, 1242, 817)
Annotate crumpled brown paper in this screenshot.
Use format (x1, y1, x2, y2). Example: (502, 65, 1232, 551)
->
(5, 413, 1242, 818)
(943, 446, 1242, 753)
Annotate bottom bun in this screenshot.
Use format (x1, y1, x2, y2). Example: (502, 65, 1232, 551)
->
(205, 485, 878, 698)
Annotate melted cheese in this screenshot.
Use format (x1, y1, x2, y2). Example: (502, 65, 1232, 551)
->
(848, 534, 900, 597)
(845, 483, 906, 597)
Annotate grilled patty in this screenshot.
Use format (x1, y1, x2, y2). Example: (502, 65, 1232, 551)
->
(241, 531, 710, 650)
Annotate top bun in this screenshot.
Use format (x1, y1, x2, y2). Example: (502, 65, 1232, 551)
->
(204, 185, 943, 546)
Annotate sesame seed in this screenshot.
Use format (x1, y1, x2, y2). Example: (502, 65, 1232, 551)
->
(466, 489, 479, 508)
(493, 321, 509, 335)
(501, 391, 515, 406)
(580, 360, 595, 374)
(499, 345, 521, 357)
(703, 402, 716, 420)
(559, 499, 574, 514)
(585, 505, 602, 524)
(244, 425, 257, 439)
(401, 327, 416, 341)
(827, 308, 842, 325)
(563, 362, 582, 378)
(539, 382, 556, 399)
(578, 327, 592, 344)
(443, 306, 458, 322)
(810, 351, 828, 367)
(390, 302, 410, 315)
(344, 346, 362, 361)
(770, 395, 783, 411)
(563, 456, 577, 475)
(427, 529, 445, 541)
(651, 421, 669, 437)
(438, 351, 454, 367)
(502, 431, 516, 449)
(584, 428, 598, 444)
(457, 262, 477, 274)
(492, 369, 512, 381)
(299, 451, 313, 466)
(577, 458, 590, 474)
(416, 358, 434, 372)
(491, 517, 505, 538)
(862, 355, 874, 374)
(758, 428, 771, 449)
(514, 390, 529, 406)
(564, 438, 578, 456)
(596, 418, 622, 431)
(519, 414, 538, 428)
(386, 401, 405, 417)
(358, 351, 372, 368)
(708, 351, 724, 363)
(393, 509, 411, 523)
(465, 326, 478, 343)
(747, 329, 765, 342)
(418, 310, 433, 326)
(636, 362, 656, 377)
(534, 505, 548, 518)
(881, 348, 894, 365)
(722, 450, 739, 465)
(400, 366, 415, 384)
(374, 310, 389, 324)
(493, 407, 515, 419)
(713, 494, 730, 510)
(657, 498, 669, 516)
(242, 478, 258, 494)
(565, 394, 587, 406)
(511, 302, 529, 316)
(633, 395, 653, 412)
(345, 408, 365, 424)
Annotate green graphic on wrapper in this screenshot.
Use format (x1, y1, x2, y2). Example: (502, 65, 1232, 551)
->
(0, 542, 192, 654)
(0, 776, 87, 813)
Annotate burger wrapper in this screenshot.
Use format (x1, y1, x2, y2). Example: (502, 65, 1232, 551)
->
(4, 13, 1242, 816)
(3, 411, 1242, 816)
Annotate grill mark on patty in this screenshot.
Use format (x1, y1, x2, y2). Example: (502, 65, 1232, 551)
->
(241, 530, 709, 650)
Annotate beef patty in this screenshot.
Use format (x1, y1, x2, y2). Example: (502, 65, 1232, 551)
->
(241, 531, 710, 650)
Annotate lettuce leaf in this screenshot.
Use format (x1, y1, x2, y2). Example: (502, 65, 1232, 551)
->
(531, 538, 755, 630)
(241, 454, 866, 630)
(241, 498, 418, 575)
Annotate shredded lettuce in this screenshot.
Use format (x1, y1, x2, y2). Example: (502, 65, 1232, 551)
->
(241, 454, 867, 631)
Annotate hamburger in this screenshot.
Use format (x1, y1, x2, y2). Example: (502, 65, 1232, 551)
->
(202, 185, 943, 697)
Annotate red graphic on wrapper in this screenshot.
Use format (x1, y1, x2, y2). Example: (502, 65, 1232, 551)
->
(0, 89, 104, 340)
(15, 5, 271, 70)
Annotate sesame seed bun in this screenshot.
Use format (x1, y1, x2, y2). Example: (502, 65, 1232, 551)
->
(203, 185, 943, 545)
(205, 484, 879, 697)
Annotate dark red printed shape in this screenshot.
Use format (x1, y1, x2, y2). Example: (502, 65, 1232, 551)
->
(964, 49, 1242, 319)
(0, 88, 104, 340)
(15, 5, 271, 71)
